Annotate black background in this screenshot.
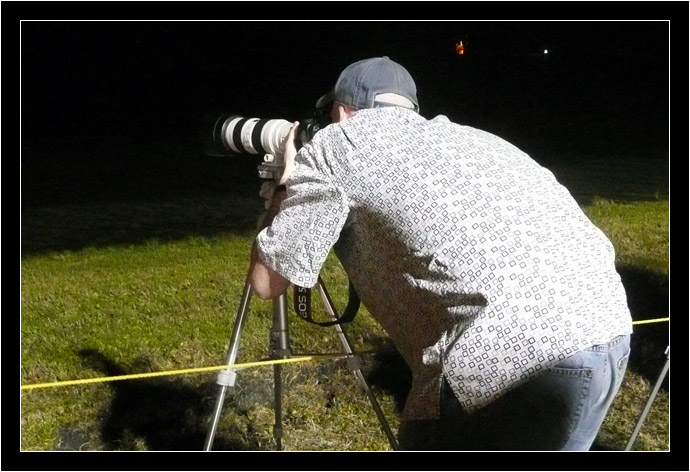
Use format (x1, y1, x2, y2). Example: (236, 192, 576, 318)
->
(19, 16, 671, 206)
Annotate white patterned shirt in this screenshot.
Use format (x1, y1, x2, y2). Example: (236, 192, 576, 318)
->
(256, 107, 632, 420)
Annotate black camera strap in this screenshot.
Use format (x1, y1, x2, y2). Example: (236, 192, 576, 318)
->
(293, 281, 360, 327)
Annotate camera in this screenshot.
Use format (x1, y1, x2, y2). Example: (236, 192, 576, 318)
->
(206, 103, 331, 180)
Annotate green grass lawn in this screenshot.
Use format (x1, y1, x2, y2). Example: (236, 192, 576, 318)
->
(20, 193, 669, 451)
(584, 198, 669, 452)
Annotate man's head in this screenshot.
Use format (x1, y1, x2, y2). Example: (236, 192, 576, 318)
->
(317, 56, 419, 122)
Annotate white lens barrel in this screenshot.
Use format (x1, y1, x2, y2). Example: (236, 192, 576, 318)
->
(222, 116, 245, 154)
(222, 116, 292, 157)
(239, 118, 261, 155)
(260, 119, 292, 157)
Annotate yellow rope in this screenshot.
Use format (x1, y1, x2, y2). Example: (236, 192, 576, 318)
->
(21, 317, 668, 392)
(20, 354, 347, 391)
(632, 317, 669, 326)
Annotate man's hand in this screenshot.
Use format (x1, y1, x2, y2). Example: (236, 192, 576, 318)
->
(278, 121, 300, 185)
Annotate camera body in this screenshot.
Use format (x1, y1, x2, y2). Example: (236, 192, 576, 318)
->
(208, 105, 330, 181)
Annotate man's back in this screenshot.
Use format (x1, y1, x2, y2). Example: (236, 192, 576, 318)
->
(293, 106, 632, 418)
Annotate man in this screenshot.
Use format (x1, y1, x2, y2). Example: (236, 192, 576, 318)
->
(249, 57, 632, 450)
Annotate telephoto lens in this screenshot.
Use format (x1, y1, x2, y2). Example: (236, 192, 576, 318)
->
(213, 114, 293, 157)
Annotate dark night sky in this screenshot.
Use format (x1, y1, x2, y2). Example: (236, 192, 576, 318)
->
(19, 19, 672, 205)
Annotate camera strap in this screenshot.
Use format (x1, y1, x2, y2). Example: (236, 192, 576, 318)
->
(293, 281, 360, 327)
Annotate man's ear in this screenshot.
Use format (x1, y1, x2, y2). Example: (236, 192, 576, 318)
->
(338, 105, 355, 122)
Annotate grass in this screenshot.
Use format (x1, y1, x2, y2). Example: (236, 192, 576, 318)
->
(586, 198, 669, 276)
(20, 196, 397, 452)
(584, 198, 669, 452)
(20, 190, 669, 452)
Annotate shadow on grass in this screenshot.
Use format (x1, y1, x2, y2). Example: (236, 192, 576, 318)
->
(362, 338, 411, 415)
(21, 194, 264, 256)
(618, 265, 670, 391)
(76, 349, 260, 451)
(21, 139, 269, 256)
(542, 155, 669, 207)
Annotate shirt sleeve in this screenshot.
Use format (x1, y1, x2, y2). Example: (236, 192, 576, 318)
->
(255, 140, 350, 288)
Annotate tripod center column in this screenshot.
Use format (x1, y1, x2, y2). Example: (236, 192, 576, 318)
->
(270, 293, 292, 358)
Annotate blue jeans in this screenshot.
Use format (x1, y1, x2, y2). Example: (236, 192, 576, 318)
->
(398, 334, 631, 451)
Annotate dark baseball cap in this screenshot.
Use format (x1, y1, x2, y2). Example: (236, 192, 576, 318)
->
(316, 56, 418, 112)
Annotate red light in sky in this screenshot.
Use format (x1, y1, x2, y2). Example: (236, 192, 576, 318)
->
(455, 41, 465, 55)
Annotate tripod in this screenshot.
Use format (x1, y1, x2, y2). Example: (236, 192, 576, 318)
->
(624, 345, 669, 451)
(203, 273, 399, 451)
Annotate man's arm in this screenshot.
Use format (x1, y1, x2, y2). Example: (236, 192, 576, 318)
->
(249, 122, 300, 300)
(249, 187, 291, 299)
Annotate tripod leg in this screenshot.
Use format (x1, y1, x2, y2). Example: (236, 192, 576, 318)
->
(625, 346, 669, 451)
(273, 363, 283, 450)
(316, 278, 400, 451)
(204, 276, 253, 451)
(270, 293, 291, 451)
